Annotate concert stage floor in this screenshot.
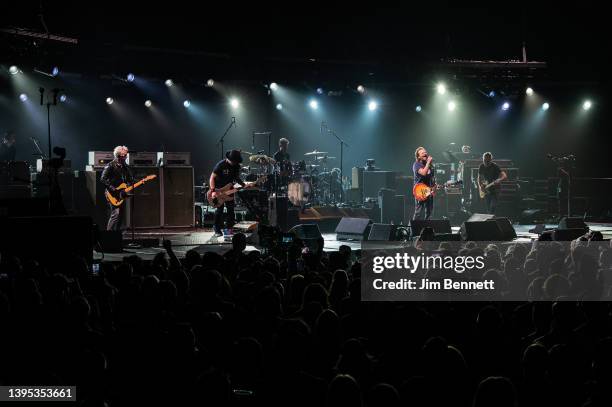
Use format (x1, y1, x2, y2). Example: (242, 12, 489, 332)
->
(94, 223, 612, 263)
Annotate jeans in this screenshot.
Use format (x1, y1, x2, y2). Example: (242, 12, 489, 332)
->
(214, 200, 236, 233)
(107, 203, 128, 231)
(413, 197, 434, 220)
(484, 192, 498, 215)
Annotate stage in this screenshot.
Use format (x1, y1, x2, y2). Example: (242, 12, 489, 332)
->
(93, 222, 612, 262)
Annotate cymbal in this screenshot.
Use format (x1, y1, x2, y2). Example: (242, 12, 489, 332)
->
(239, 150, 254, 155)
(315, 156, 336, 161)
(304, 150, 328, 156)
(249, 155, 276, 165)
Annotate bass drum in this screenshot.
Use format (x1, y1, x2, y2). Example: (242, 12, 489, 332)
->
(288, 177, 312, 207)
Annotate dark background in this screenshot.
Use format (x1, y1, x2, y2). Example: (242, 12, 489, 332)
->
(1, 2, 608, 182)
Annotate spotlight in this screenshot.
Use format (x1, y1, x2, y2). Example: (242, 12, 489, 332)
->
(165, 79, 174, 87)
(447, 101, 456, 111)
(488, 91, 496, 98)
(526, 87, 534, 96)
(502, 102, 510, 111)
(183, 100, 191, 108)
(309, 99, 319, 110)
(368, 100, 378, 111)
(230, 98, 240, 109)
(276, 103, 283, 110)
(145, 100, 152, 107)
(59, 94, 67, 103)
(582, 100, 592, 110)
(357, 85, 366, 94)
(51, 66, 59, 77)
(206, 79, 214, 87)
(415, 105, 422, 112)
(9, 65, 19, 75)
(316, 87, 324, 95)
(269, 82, 278, 91)
(127, 73, 135, 82)
(106, 97, 114, 105)
(542, 102, 549, 111)
(19, 93, 28, 102)
(437, 83, 447, 95)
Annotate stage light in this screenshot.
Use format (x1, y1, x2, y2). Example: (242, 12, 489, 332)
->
(165, 79, 173, 87)
(309, 99, 319, 110)
(357, 85, 366, 94)
(448, 101, 456, 111)
(230, 98, 240, 109)
(437, 83, 447, 95)
(502, 102, 510, 111)
(183, 100, 191, 108)
(19, 94, 28, 102)
(59, 94, 67, 103)
(368, 100, 378, 111)
(316, 87, 324, 95)
(276, 103, 283, 110)
(206, 79, 214, 87)
(145, 100, 152, 107)
(269, 82, 278, 91)
(415, 105, 422, 112)
(51, 66, 59, 77)
(583, 100, 592, 110)
(542, 102, 549, 111)
(526, 87, 534, 96)
(127, 73, 135, 82)
(106, 97, 114, 105)
(9, 65, 19, 75)
(488, 91, 496, 98)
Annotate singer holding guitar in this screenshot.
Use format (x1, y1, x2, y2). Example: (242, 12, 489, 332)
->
(413, 147, 435, 220)
(477, 152, 507, 215)
(209, 149, 246, 236)
(101, 145, 134, 231)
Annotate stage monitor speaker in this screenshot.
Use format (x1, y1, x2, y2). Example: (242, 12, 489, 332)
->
(461, 220, 503, 241)
(162, 166, 194, 227)
(363, 171, 396, 199)
(409, 219, 452, 237)
(467, 213, 496, 222)
(520, 209, 548, 224)
(553, 228, 588, 241)
(269, 196, 289, 231)
(290, 223, 322, 240)
(368, 223, 397, 241)
(130, 166, 161, 228)
(0, 215, 93, 264)
(433, 233, 462, 241)
(335, 217, 372, 241)
(558, 217, 588, 230)
(492, 217, 517, 241)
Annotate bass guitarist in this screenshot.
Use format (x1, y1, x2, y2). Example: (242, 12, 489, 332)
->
(477, 152, 507, 215)
(101, 145, 134, 231)
(209, 149, 245, 237)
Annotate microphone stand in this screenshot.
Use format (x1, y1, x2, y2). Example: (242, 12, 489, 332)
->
(324, 124, 349, 204)
(217, 117, 236, 160)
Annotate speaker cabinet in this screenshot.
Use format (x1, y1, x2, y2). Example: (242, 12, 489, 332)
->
(409, 219, 452, 237)
(558, 217, 588, 230)
(368, 223, 397, 241)
(162, 166, 194, 227)
(130, 166, 162, 228)
(335, 217, 373, 241)
(461, 220, 502, 241)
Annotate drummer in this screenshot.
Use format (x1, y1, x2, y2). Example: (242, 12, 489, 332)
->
(273, 138, 291, 165)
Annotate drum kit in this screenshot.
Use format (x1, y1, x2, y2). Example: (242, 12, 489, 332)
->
(236, 149, 341, 209)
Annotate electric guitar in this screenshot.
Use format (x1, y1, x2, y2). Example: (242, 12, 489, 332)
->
(413, 180, 462, 202)
(105, 175, 157, 207)
(478, 180, 498, 198)
(207, 176, 267, 208)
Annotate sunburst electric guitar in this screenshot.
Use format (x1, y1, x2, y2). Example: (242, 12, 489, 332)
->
(413, 180, 462, 202)
(105, 175, 157, 207)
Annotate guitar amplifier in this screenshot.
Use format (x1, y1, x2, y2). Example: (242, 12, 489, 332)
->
(162, 166, 194, 227)
(128, 166, 162, 228)
(88, 151, 114, 168)
(127, 151, 157, 167)
(158, 152, 191, 166)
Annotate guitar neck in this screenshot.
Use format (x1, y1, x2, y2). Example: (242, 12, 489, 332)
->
(125, 179, 146, 193)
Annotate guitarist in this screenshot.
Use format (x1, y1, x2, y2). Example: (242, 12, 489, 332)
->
(101, 145, 134, 231)
(413, 146, 435, 220)
(209, 149, 245, 237)
(477, 152, 507, 214)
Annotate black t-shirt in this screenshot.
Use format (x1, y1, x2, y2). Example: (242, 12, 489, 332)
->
(273, 150, 290, 163)
(213, 159, 242, 188)
(478, 162, 502, 184)
(413, 160, 434, 186)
